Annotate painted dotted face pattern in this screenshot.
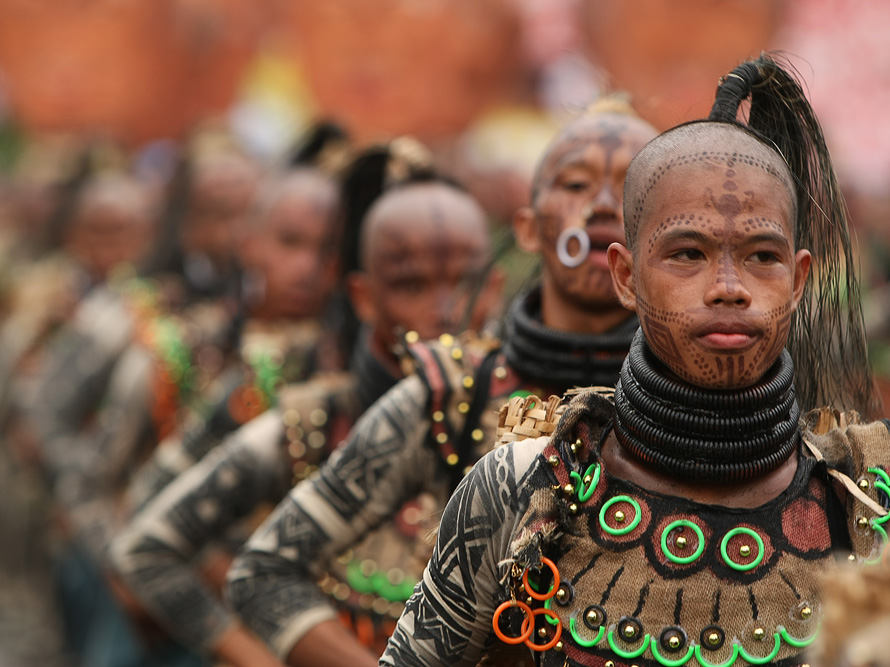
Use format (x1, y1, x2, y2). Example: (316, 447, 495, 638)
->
(630, 146, 805, 390)
(364, 183, 493, 344)
(533, 113, 656, 308)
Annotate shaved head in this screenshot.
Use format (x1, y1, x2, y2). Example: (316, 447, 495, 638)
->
(359, 181, 490, 271)
(65, 173, 158, 279)
(350, 180, 498, 347)
(531, 111, 657, 206)
(623, 122, 796, 253)
(248, 169, 340, 232)
(76, 173, 156, 225)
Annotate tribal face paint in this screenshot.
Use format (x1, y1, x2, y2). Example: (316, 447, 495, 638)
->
(627, 147, 808, 389)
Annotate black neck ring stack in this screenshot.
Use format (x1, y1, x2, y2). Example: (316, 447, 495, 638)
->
(613, 330, 799, 483)
(503, 287, 639, 389)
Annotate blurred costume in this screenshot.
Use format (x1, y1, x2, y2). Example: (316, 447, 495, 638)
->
(111, 325, 396, 653)
(226, 287, 638, 657)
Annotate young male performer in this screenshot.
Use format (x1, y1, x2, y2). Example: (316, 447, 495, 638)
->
(380, 54, 882, 667)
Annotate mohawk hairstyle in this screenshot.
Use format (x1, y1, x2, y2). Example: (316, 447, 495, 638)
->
(707, 54, 874, 414)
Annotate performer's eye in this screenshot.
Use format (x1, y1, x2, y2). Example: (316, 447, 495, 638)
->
(749, 250, 779, 264)
(670, 248, 705, 262)
(562, 180, 589, 192)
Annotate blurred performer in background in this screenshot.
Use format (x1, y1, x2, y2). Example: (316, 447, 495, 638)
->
(226, 97, 657, 667)
(52, 129, 370, 667)
(0, 149, 159, 667)
(110, 138, 503, 667)
(19, 134, 260, 667)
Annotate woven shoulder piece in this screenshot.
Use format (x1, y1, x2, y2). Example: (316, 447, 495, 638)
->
(496, 394, 565, 447)
(802, 410, 890, 560)
(494, 387, 617, 449)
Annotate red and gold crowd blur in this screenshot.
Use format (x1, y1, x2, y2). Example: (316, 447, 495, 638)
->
(0, 1, 888, 665)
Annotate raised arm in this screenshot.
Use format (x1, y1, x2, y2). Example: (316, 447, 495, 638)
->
(226, 375, 438, 664)
(381, 441, 539, 667)
(110, 409, 291, 665)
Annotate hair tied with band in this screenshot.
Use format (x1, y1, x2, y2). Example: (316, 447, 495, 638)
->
(706, 53, 875, 416)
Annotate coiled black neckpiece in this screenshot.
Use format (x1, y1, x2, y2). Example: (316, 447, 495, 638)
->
(503, 288, 638, 389)
(613, 330, 799, 483)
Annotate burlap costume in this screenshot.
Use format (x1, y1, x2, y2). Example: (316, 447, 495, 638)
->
(380, 379, 890, 667)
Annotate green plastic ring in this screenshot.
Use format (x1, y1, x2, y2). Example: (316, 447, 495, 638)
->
(577, 463, 601, 502)
(870, 477, 890, 520)
(650, 639, 694, 666)
(661, 520, 705, 564)
(874, 480, 890, 509)
(569, 617, 604, 648)
(606, 630, 649, 658)
(719, 527, 764, 571)
(345, 563, 375, 595)
(737, 632, 780, 664)
(606, 630, 650, 658)
(868, 466, 890, 488)
(570, 470, 581, 487)
(543, 596, 559, 625)
(599, 495, 642, 536)
(866, 516, 889, 564)
(692, 643, 739, 667)
(866, 486, 890, 564)
(778, 624, 819, 648)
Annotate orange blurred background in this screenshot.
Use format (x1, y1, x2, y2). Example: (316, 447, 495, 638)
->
(0, 0, 888, 382)
(1, 0, 886, 186)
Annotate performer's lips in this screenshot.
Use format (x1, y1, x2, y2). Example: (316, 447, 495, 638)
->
(585, 227, 623, 268)
(695, 322, 759, 350)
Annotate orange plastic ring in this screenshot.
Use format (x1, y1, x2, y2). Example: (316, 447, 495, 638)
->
(521, 607, 563, 651)
(492, 599, 534, 644)
(522, 557, 561, 601)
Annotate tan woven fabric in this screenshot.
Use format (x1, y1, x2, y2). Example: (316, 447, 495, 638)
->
(495, 387, 615, 449)
(496, 395, 564, 445)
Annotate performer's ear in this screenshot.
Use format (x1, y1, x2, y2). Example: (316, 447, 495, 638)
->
(512, 207, 541, 254)
(791, 249, 811, 311)
(346, 271, 377, 325)
(608, 242, 637, 311)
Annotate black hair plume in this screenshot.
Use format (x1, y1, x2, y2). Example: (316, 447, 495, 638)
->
(709, 53, 876, 415)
